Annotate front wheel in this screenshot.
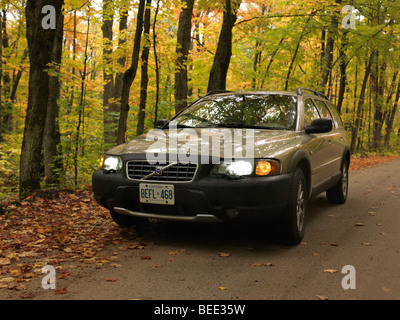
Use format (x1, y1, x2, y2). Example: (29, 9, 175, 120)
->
(326, 160, 349, 205)
(279, 168, 308, 245)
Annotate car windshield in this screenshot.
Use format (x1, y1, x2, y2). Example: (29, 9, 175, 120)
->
(171, 94, 297, 130)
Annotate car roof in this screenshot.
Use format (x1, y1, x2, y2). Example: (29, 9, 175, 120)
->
(205, 90, 297, 97)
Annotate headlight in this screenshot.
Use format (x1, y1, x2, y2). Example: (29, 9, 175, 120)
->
(102, 156, 123, 172)
(211, 160, 254, 178)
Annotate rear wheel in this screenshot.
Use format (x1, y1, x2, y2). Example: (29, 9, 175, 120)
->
(110, 210, 144, 228)
(326, 160, 349, 205)
(279, 168, 308, 245)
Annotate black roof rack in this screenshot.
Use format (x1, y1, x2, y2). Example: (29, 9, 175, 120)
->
(205, 90, 232, 96)
(297, 87, 329, 100)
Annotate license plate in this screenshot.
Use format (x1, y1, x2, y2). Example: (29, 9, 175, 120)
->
(139, 184, 175, 205)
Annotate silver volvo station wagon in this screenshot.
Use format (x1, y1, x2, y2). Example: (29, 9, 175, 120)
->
(93, 88, 350, 245)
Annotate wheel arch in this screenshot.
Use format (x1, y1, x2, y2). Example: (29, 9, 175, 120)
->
(287, 149, 312, 198)
(344, 148, 351, 168)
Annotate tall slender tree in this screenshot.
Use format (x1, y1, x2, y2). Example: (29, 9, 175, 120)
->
(350, 52, 374, 155)
(102, 0, 115, 147)
(174, 0, 194, 114)
(44, 5, 64, 186)
(207, 0, 240, 92)
(320, 0, 342, 91)
(20, 0, 64, 197)
(117, 0, 146, 145)
(137, 0, 152, 136)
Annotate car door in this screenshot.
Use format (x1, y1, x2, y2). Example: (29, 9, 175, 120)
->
(312, 99, 342, 178)
(303, 98, 332, 191)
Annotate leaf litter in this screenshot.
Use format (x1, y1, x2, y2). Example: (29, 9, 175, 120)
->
(0, 189, 146, 295)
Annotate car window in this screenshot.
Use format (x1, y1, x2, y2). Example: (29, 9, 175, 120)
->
(304, 99, 320, 126)
(325, 101, 344, 128)
(313, 99, 334, 127)
(172, 94, 298, 131)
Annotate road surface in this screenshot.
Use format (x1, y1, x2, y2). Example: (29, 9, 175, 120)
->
(3, 159, 400, 300)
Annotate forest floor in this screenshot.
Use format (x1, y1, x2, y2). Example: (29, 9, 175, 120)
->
(0, 154, 399, 299)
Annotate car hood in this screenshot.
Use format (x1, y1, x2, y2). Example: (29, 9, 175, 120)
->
(107, 128, 296, 159)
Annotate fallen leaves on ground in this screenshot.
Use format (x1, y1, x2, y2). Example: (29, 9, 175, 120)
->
(218, 252, 231, 258)
(0, 189, 132, 291)
(55, 287, 68, 295)
(251, 262, 274, 267)
(350, 155, 400, 171)
(323, 269, 338, 274)
(362, 242, 372, 246)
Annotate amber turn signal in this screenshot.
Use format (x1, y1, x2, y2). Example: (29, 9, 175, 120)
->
(256, 160, 280, 176)
(99, 156, 105, 169)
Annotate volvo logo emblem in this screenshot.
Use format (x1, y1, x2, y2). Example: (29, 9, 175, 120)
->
(154, 167, 163, 176)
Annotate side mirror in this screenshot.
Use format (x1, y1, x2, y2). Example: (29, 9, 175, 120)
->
(156, 119, 169, 129)
(305, 118, 333, 134)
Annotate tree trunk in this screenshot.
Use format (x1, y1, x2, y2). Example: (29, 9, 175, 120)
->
(10, 49, 28, 103)
(102, 0, 115, 148)
(153, 0, 161, 127)
(284, 13, 313, 91)
(0, 11, 3, 141)
(113, 9, 128, 102)
(20, 0, 63, 198)
(2, 10, 11, 99)
(260, 37, 285, 89)
(117, 0, 146, 145)
(74, 17, 90, 187)
(102, 8, 129, 148)
(174, 0, 194, 114)
(320, 0, 342, 91)
(372, 55, 386, 151)
(251, 5, 267, 89)
(337, 30, 348, 113)
(207, 0, 239, 92)
(384, 80, 400, 149)
(0, 10, 13, 135)
(350, 52, 374, 155)
(136, 0, 152, 136)
(44, 8, 64, 186)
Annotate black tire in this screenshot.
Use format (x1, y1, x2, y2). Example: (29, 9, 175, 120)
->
(110, 210, 144, 228)
(279, 168, 308, 245)
(326, 160, 349, 205)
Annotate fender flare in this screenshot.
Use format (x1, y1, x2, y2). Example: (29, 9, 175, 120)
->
(287, 149, 311, 173)
(287, 149, 312, 196)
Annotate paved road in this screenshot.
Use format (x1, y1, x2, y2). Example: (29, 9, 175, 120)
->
(9, 160, 400, 300)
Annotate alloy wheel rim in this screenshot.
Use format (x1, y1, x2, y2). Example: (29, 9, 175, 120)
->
(296, 180, 305, 232)
(342, 165, 348, 197)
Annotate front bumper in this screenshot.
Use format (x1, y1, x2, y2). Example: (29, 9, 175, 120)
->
(92, 170, 293, 223)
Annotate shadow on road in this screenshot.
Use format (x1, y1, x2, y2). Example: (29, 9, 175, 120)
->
(114, 193, 334, 251)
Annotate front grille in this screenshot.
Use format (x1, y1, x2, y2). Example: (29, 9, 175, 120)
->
(127, 161, 198, 183)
